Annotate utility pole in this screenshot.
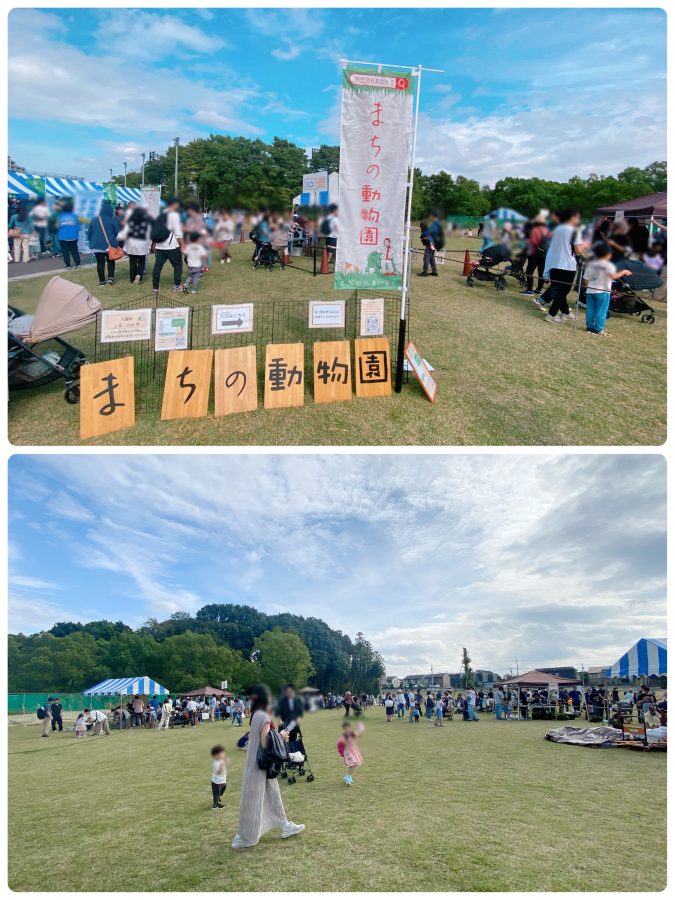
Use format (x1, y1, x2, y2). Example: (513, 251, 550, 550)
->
(123, 161, 127, 188)
(174, 136, 180, 194)
(141, 152, 146, 187)
(109, 167, 113, 182)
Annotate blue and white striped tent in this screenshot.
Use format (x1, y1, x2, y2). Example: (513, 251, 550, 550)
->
(488, 207, 527, 222)
(604, 638, 667, 679)
(8, 171, 38, 198)
(113, 185, 143, 203)
(43, 176, 103, 198)
(84, 676, 170, 697)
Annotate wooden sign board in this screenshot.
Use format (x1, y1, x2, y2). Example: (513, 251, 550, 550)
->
(404, 341, 438, 403)
(264, 343, 304, 409)
(214, 346, 258, 416)
(313, 340, 352, 404)
(80, 357, 135, 440)
(161, 349, 213, 420)
(354, 338, 391, 398)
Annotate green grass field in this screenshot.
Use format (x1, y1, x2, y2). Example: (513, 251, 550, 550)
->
(8, 236, 666, 446)
(8, 709, 666, 891)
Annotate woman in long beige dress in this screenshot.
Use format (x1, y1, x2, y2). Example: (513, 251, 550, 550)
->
(232, 684, 305, 849)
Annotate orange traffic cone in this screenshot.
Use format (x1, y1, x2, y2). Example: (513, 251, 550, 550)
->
(320, 247, 330, 275)
(462, 249, 472, 276)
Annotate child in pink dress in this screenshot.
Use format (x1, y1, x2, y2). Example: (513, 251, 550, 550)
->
(337, 720, 364, 786)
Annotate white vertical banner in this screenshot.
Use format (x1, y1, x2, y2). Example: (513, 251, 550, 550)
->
(334, 65, 413, 290)
(140, 187, 161, 218)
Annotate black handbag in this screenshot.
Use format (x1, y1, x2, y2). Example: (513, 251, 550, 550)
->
(256, 727, 289, 779)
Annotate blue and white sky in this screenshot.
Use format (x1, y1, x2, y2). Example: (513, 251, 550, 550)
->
(8, 455, 666, 676)
(8, 7, 666, 184)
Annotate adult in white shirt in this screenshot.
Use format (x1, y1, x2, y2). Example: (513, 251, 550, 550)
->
(187, 698, 198, 727)
(151, 197, 184, 294)
(543, 208, 585, 324)
(85, 708, 110, 735)
(31, 198, 50, 253)
(158, 698, 173, 731)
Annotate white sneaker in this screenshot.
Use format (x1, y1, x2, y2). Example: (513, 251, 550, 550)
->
(544, 314, 562, 324)
(561, 312, 575, 320)
(220, 260, 225, 264)
(226, 258, 231, 263)
(231, 833, 258, 850)
(280, 821, 305, 839)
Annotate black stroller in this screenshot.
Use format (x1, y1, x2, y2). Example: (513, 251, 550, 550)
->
(609, 260, 660, 324)
(253, 241, 285, 272)
(279, 724, 315, 784)
(466, 243, 525, 291)
(8, 276, 101, 403)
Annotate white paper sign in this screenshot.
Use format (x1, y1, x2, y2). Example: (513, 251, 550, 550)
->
(211, 303, 254, 334)
(101, 308, 152, 343)
(155, 307, 189, 352)
(309, 300, 346, 329)
(360, 297, 385, 336)
(303, 171, 328, 192)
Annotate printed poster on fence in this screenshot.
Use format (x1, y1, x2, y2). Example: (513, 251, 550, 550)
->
(334, 65, 413, 291)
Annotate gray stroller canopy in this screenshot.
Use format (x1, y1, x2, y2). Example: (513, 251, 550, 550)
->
(28, 277, 102, 343)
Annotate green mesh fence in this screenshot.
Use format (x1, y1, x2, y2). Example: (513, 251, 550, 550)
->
(9, 693, 111, 715)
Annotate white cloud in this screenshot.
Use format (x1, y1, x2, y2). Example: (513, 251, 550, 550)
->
(9, 575, 62, 591)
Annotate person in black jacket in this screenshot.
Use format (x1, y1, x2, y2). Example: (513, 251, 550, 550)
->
(51, 697, 63, 732)
(277, 684, 304, 741)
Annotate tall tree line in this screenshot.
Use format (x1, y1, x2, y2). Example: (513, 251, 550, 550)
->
(8, 604, 385, 696)
(120, 133, 664, 219)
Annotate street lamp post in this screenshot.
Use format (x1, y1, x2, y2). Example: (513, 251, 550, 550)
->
(109, 168, 113, 182)
(141, 152, 146, 187)
(174, 137, 180, 194)
(123, 161, 127, 188)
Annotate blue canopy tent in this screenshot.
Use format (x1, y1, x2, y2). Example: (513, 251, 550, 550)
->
(8, 171, 38, 198)
(84, 676, 170, 697)
(43, 176, 103, 198)
(604, 638, 667, 680)
(488, 207, 527, 222)
(113, 185, 143, 204)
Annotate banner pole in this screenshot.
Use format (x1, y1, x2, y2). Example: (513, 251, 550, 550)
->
(395, 65, 422, 393)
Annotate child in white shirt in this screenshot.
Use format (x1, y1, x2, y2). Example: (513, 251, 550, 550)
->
(75, 713, 86, 737)
(183, 232, 208, 293)
(583, 242, 632, 336)
(210, 745, 229, 809)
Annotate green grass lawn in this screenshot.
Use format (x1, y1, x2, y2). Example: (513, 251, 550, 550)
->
(8, 709, 666, 891)
(8, 236, 666, 446)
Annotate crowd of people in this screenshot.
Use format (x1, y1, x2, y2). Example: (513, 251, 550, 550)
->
(7, 195, 340, 289)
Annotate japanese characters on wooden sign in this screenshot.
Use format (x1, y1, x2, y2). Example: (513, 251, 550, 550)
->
(80, 357, 135, 440)
(354, 337, 391, 398)
(404, 341, 438, 403)
(160, 350, 214, 420)
(264, 343, 305, 409)
(214, 346, 258, 416)
(313, 340, 352, 404)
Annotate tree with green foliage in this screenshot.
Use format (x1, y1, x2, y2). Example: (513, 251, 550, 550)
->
(255, 628, 314, 694)
(461, 647, 475, 689)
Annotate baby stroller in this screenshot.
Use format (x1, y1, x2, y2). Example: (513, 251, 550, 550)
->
(609, 260, 659, 325)
(466, 243, 525, 291)
(279, 725, 315, 784)
(8, 276, 101, 403)
(253, 241, 285, 272)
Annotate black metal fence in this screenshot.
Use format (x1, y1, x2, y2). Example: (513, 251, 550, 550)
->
(94, 290, 408, 413)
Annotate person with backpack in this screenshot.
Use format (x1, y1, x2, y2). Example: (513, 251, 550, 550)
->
(118, 206, 152, 284)
(39, 697, 53, 737)
(521, 212, 550, 296)
(231, 683, 304, 850)
(87, 201, 121, 286)
(151, 197, 184, 294)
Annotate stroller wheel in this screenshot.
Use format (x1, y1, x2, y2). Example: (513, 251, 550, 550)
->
(298, 768, 305, 776)
(306, 774, 315, 783)
(64, 385, 80, 404)
(496, 278, 506, 292)
(466, 277, 474, 287)
(641, 313, 655, 324)
(287, 776, 296, 785)
(280, 770, 288, 779)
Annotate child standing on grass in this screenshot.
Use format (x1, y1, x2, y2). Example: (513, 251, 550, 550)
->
(434, 694, 444, 726)
(210, 745, 229, 810)
(74, 712, 86, 737)
(583, 242, 632, 336)
(384, 693, 394, 723)
(183, 232, 208, 294)
(337, 720, 364, 786)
